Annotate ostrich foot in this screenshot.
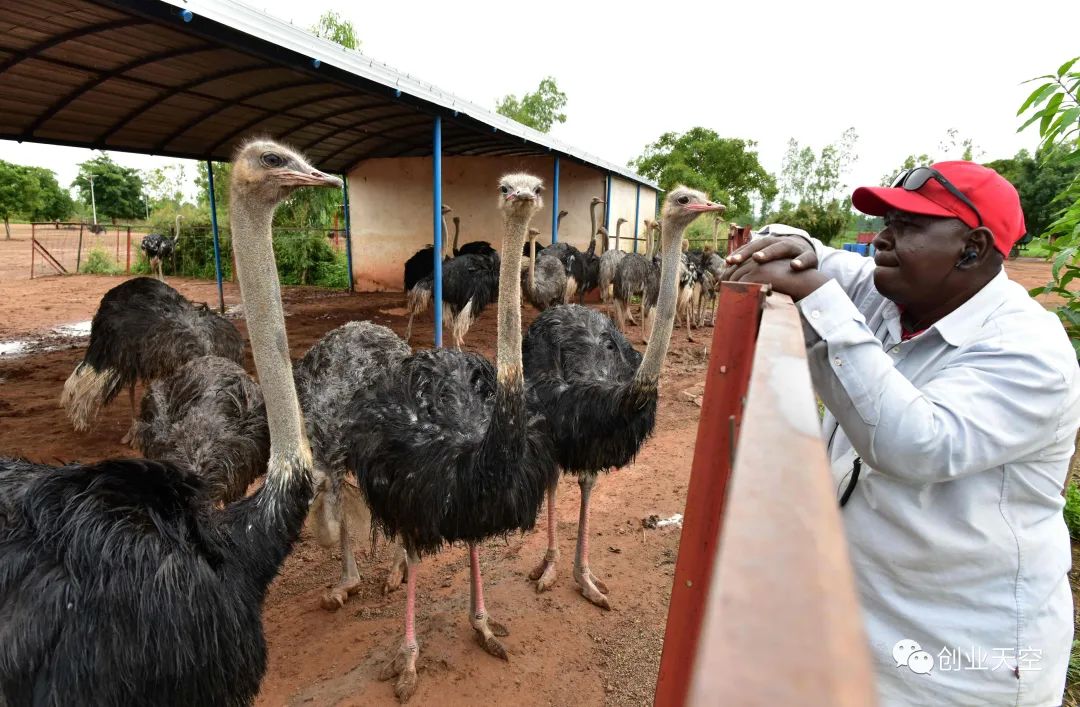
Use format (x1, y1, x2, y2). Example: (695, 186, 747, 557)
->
(527, 549, 559, 593)
(320, 576, 363, 611)
(379, 643, 419, 703)
(573, 566, 611, 610)
(471, 614, 510, 660)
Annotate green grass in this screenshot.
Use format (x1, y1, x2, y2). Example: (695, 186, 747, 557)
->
(78, 247, 123, 275)
(1065, 482, 1080, 539)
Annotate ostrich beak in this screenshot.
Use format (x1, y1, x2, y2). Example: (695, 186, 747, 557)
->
(280, 169, 343, 189)
(686, 201, 725, 214)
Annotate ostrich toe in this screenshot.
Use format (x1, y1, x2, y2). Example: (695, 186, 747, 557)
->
(573, 566, 611, 610)
(471, 614, 510, 660)
(528, 549, 559, 592)
(379, 643, 419, 703)
(320, 577, 362, 611)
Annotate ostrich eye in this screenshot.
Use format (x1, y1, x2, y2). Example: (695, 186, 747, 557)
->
(677, 195, 690, 205)
(605, 340, 616, 351)
(261, 152, 285, 168)
(534, 185, 544, 194)
(499, 185, 510, 195)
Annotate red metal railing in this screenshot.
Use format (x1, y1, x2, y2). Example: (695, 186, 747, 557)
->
(655, 283, 876, 707)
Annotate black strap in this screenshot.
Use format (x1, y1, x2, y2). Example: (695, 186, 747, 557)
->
(839, 457, 862, 508)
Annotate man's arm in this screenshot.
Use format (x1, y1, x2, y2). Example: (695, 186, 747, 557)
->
(799, 280, 1069, 482)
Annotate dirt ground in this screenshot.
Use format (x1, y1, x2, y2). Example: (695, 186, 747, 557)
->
(0, 257, 1064, 706)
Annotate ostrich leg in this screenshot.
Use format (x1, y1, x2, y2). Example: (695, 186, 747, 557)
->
(383, 542, 408, 594)
(469, 543, 509, 659)
(528, 483, 559, 592)
(380, 553, 420, 702)
(320, 504, 362, 610)
(573, 471, 610, 610)
(120, 383, 138, 446)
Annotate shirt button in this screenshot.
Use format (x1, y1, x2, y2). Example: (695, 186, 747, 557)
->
(811, 310, 821, 320)
(891, 346, 900, 354)
(833, 357, 842, 366)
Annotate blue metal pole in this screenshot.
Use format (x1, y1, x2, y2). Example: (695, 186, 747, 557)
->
(633, 183, 641, 254)
(551, 156, 560, 243)
(432, 116, 443, 348)
(341, 174, 354, 292)
(206, 160, 225, 314)
(604, 173, 613, 233)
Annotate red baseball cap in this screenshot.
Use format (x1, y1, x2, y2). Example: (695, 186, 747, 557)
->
(851, 161, 1026, 256)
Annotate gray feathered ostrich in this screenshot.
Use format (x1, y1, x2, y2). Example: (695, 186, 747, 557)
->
(598, 221, 626, 306)
(134, 354, 269, 504)
(347, 173, 558, 703)
(293, 320, 410, 609)
(542, 197, 603, 303)
(60, 276, 244, 445)
(140, 214, 180, 281)
(523, 186, 724, 609)
(0, 139, 340, 705)
(522, 226, 567, 312)
(612, 217, 662, 338)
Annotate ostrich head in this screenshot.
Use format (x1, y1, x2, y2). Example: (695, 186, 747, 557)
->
(497, 173, 544, 225)
(659, 186, 725, 234)
(230, 139, 341, 207)
(442, 204, 452, 215)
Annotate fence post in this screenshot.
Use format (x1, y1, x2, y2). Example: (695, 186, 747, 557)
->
(76, 222, 84, 272)
(126, 227, 131, 274)
(30, 233, 35, 279)
(342, 174, 354, 292)
(115, 226, 120, 263)
(206, 160, 226, 314)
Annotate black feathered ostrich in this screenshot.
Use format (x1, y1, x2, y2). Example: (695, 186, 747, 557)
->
(402, 204, 452, 292)
(542, 197, 603, 303)
(522, 186, 724, 609)
(134, 354, 269, 504)
(347, 173, 558, 703)
(60, 276, 244, 445)
(293, 320, 410, 609)
(0, 139, 341, 705)
(140, 214, 181, 281)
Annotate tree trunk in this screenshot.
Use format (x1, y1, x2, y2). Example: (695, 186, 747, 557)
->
(3, 215, 10, 240)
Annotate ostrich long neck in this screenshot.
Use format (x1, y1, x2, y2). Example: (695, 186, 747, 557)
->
(230, 199, 309, 464)
(452, 219, 460, 252)
(616, 221, 623, 250)
(634, 215, 688, 388)
(589, 202, 598, 244)
(528, 237, 537, 292)
(495, 208, 530, 388)
(174, 215, 181, 239)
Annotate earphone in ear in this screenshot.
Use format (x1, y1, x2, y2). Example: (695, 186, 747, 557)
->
(955, 248, 978, 269)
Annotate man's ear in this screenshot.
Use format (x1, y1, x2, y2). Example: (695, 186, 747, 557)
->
(960, 227, 996, 268)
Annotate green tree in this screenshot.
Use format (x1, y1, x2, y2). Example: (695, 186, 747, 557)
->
(71, 153, 145, 222)
(310, 10, 360, 50)
(630, 127, 777, 220)
(144, 163, 190, 211)
(194, 161, 231, 218)
(495, 77, 568, 133)
(878, 129, 982, 185)
(985, 147, 1080, 240)
(764, 200, 852, 246)
(779, 128, 859, 206)
(1017, 55, 1080, 359)
(0, 160, 41, 239)
(26, 167, 74, 222)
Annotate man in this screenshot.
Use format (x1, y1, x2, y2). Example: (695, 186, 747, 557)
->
(723, 161, 1079, 706)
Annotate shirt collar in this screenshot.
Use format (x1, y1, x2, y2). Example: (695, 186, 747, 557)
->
(925, 269, 1010, 347)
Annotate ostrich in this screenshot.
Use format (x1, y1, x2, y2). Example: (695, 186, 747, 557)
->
(522, 226, 567, 312)
(293, 320, 410, 609)
(523, 186, 724, 609)
(451, 216, 497, 258)
(347, 173, 558, 703)
(60, 276, 244, 445)
(141, 214, 181, 281)
(0, 139, 340, 705)
(402, 204, 452, 292)
(404, 239, 500, 349)
(544, 197, 603, 303)
(598, 223, 625, 306)
(676, 244, 704, 342)
(133, 354, 269, 504)
(612, 218, 658, 335)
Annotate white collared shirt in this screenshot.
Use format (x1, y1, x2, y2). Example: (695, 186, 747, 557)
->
(797, 241, 1079, 707)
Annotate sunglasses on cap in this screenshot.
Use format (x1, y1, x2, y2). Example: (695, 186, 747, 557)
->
(890, 166, 984, 228)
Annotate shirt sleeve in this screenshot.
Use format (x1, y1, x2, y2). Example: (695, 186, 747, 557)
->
(796, 279, 1069, 482)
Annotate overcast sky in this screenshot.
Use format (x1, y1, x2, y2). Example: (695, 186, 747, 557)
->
(2, 0, 1077, 204)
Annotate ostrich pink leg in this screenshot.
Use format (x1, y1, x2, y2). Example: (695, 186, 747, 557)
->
(573, 472, 611, 610)
(528, 484, 559, 591)
(469, 543, 509, 659)
(380, 553, 420, 702)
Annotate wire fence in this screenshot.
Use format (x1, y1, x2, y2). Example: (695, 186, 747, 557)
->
(28, 222, 350, 289)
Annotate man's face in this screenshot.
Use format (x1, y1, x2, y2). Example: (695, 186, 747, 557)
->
(872, 210, 968, 306)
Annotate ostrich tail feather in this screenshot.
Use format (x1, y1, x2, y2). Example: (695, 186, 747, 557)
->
(60, 364, 123, 432)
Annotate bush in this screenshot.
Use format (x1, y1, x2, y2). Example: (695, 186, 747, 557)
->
(79, 246, 123, 275)
(1064, 482, 1080, 539)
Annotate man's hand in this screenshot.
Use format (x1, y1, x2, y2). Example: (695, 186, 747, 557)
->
(720, 236, 818, 281)
(726, 257, 831, 301)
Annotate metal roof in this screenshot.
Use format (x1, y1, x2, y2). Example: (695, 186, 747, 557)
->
(0, 0, 658, 187)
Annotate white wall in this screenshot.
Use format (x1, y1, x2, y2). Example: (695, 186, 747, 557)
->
(347, 155, 613, 291)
